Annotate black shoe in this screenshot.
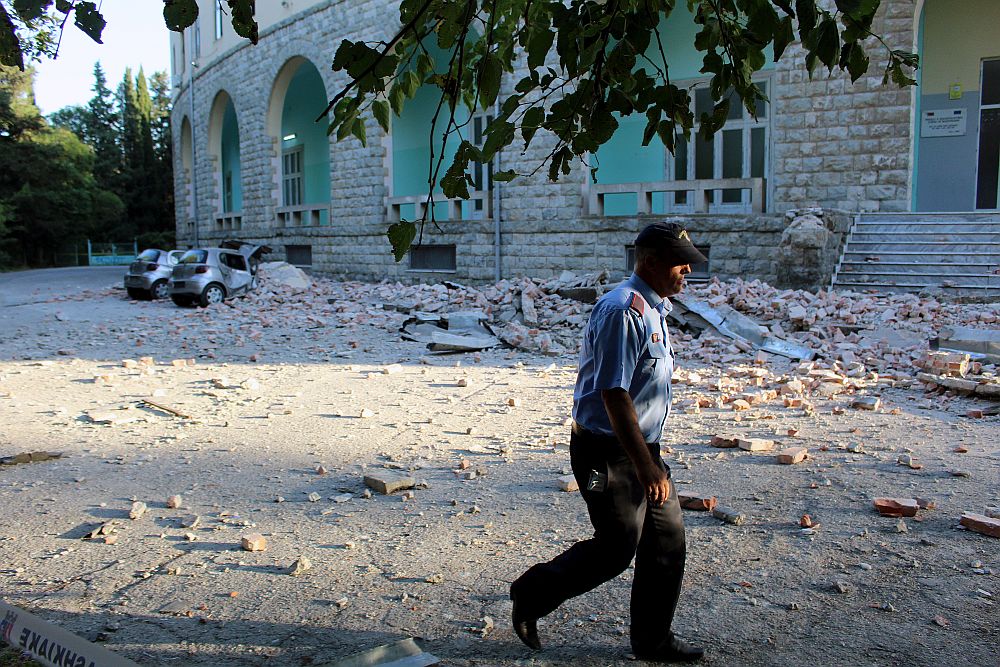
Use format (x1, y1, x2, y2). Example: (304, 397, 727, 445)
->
(510, 585, 541, 650)
(633, 634, 704, 663)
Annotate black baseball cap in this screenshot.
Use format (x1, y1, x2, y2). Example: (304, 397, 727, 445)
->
(634, 221, 707, 266)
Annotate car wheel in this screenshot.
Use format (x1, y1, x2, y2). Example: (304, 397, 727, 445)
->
(171, 295, 194, 307)
(200, 283, 226, 307)
(126, 287, 146, 300)
(151, 280, 170, 300)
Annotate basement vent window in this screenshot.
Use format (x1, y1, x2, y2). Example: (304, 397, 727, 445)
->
(624, 244, 711, 281)
(285, 245, 312, 267)
(409, 244, 457, 272)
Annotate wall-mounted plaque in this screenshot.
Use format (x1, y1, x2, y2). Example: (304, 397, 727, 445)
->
(921, 109, 967, 137)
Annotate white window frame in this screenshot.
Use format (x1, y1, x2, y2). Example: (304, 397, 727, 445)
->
(467, 111, 494, 219)
(223, 172, 234, 213)
(976, 57, 1000, 210)
(282, 146, 304, 207)
(214, 3, 224, 40)
(663, 76, 771, 214)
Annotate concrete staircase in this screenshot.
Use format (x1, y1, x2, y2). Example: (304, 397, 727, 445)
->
(830, 212, 1000, 294)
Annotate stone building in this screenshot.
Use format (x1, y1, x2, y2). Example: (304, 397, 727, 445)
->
(170, 0, 1000, 292)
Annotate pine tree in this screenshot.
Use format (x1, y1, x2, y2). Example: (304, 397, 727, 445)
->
(86, 62, 121, 192)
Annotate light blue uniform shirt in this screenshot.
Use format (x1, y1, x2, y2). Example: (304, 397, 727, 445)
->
(572, 273, 675, 443)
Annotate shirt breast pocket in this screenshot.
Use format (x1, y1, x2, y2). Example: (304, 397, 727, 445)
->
(641, 339, 668, 373)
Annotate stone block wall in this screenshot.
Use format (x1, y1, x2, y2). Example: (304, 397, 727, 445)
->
(173, 0, 921, 288)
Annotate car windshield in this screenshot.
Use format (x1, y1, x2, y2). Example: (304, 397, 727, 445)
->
(137, 249, 159, 262)
(179, 250, 208, 264)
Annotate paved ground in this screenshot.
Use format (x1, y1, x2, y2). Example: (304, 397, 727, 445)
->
(0, 268, 996, 667)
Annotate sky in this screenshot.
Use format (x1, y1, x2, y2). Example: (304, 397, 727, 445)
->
(32, 1, 171, 115)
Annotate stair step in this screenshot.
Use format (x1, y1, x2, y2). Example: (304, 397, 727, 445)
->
(842, 250, 1000, 257)
(859, 212, 1000, 222)
(855, 223, 1000, 232)
(844, 243, 1000, 253)
(833, 279, 997, 290)
(838, 268, 995, 278)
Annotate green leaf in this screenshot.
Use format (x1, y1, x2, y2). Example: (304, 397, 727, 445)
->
(226, 0, 259, 44)
(0, 5, 25, 71)
(521, 106, 544, 147)
(482, 121, 514, 161)
(813, 17, 839, 71)
(351, 117, 367, 146)
(388, 83, 405, 116)
(795, 0, 817, 41)
(842, 42, 870, 82)
(773, 16, 794, 62)
(54, 0, 70, 13)
(477, 53, 502, 109)
(527, 28, 554, 70)
(73, 1, 106, 44)
(493, 169, 517, 182)
(163, 0, 199, 32)
(403, 70, 421, 98)
(372, 99, 391, 133)
(387, 221, 417, 263)
(13, 0, 52, 22)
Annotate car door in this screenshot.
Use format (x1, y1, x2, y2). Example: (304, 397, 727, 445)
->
(221, 252, 252, 295)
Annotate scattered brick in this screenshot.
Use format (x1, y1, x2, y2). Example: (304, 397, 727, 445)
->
(737, 438, 774, 452)
(710, 435, 738, 448)
(874, 498, 919, 517)
(678, 493, 717, 512)
(959, 512, 1000, 538)
(776, 447, 808, 464)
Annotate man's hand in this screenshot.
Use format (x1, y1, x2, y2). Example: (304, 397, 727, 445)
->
(602, 388, 672, 506)
(638, 464, 671, 506)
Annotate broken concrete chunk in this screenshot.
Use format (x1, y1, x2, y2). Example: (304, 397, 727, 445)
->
(166, 495, 182, 509)
(711, 505, 745, 525)
(557, 474, 579, 492)
(128, 501, 147, 520)
(959, 512, 1000, 538)
(851, 396, 881, 411)
(897, 454, 923, 470)
(678, 493, 717, 512)
(0, 451, 63, 466)
(307, 492, 321, 503)
(180, 515, 200, 529)
(874, 498, 919, 518)
(241, 533, 267, 552)
(364, 472, 416, 495)
(776, 447, 808, 465)
(710, 436, 738, 448)
(288, 557, 313, 576)
(737, 438, 774, 452)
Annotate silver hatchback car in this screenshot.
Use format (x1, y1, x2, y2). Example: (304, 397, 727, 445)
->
(169, 246, 264, 307)
(124, 248, 184, 300)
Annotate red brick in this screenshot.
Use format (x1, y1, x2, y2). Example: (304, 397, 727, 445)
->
(873, 498, 919, 517)
(678, 494, 717, 512)
(710, 435, 738, 448)
(959, 512, 1000, 538)
(776, 447, 808, 464)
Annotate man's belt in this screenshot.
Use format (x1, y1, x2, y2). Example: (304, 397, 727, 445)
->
(571, 421, 618, 442)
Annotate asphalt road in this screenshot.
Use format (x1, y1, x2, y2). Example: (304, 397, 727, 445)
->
(0, 266, 123, 307)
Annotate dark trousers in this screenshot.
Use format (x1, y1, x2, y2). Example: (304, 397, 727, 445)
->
(511, 428, 687, 653)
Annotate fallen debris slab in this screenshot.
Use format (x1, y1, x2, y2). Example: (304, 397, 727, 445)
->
(959, 512, 1000, 538)
(0, 599, 141, 666)
(0, 451, 62, 465)
(241, 533, 267, 552)
(364, 472, 416, 495)
(737, 438, 774, 452)
(321, 637, 439, 667)
(557, 474, 579, 492)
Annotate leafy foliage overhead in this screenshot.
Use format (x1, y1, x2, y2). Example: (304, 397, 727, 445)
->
(0, 0, 919, 261)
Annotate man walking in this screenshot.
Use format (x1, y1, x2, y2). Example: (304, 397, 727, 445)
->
(510, 222, 706, 662)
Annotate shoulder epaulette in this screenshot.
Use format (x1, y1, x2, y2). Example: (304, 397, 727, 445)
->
(628, 292, 645, 315)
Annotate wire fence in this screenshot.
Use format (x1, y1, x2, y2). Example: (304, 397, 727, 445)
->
(86, 240, 138, 266)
